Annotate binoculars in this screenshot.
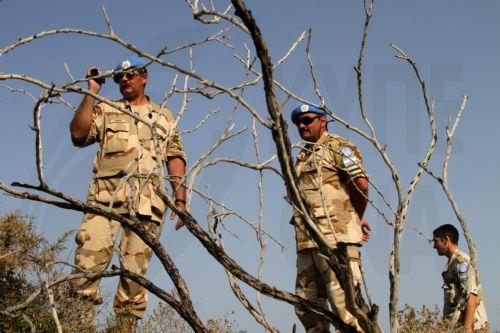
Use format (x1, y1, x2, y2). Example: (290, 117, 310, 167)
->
(87, 68, 113, 85)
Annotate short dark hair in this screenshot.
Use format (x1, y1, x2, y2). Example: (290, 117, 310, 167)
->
(433, 224, 459, 244)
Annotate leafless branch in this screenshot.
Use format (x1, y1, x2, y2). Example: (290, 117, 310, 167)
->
(252, 118, 277, 332)
(0, 83, 37, 102)
(181, 108, 220, 134)
(43, 275, 63, 333)
(159, 185, 358, 331)
(422, 95, 478, 267)
(1, 271, 119, 314)
(274, 30, 307, 69)
(205, 204, 279, 333)
(0, 28, 271, 128)
(63, 62, 75, 82)
(388, 42, 438, 333)
(189, 2, 250, 34)
(192, 187, 287, 250)
(101, 5, 115, 35)
(305, 29, 325, 107)
(160, 26, 234, 56)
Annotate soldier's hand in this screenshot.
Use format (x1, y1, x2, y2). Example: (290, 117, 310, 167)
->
(86, 67, 102, 93)
(361, 219, 371, 241)
(170, 200, 186, 230)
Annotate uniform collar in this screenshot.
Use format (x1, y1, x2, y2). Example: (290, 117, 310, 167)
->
(298, 131, 331, 161)
(310, 131, 330, 147)
(121, 95, 152, 109)
(301, 131, 331, 149)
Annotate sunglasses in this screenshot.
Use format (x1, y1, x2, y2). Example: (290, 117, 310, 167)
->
(293, 115, 321, 126)
(113, 71, 142, 84)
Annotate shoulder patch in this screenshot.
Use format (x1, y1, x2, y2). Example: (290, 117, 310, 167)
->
(458, 262, 468, 273)
(341, 147, 353, 157)
(341, 146, 358, 167)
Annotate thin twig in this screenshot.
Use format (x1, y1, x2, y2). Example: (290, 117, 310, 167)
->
(101, 5, 115, 35)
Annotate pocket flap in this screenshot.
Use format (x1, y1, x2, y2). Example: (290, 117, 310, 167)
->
(312, 206, 337, 219)
(107, 121, 129, 132)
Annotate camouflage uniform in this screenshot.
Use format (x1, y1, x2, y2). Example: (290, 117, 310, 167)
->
(442, 249, 488, 330)
(72, 98, 186, 318)
(292, 131, 367, 333)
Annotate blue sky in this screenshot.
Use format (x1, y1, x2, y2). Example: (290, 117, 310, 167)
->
(1, 0, 499, 331)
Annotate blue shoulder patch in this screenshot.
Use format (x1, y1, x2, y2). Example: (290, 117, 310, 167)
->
(458, 263, 468, 273)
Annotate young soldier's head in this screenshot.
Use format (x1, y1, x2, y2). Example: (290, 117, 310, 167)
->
(432, 224, 459, 258)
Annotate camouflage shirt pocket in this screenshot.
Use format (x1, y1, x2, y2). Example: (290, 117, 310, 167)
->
(443, 283, 458, 306)
(104, 120, 130, 154)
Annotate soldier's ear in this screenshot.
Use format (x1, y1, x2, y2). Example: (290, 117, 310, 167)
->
(320, 115, 327, 128)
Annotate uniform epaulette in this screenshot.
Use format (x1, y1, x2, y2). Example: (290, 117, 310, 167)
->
(455, 250, 471, 263)
(330, 134, 344, 140)
(330, 134, 355, 146)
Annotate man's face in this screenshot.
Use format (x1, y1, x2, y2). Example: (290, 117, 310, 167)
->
(432, 235, 449, 256)
(117, 69, 147, 100)
(295, 113, 325, 142)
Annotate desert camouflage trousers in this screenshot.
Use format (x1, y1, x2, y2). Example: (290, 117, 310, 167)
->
(72, 213, 159, 318)
(295, 248, 364, 333)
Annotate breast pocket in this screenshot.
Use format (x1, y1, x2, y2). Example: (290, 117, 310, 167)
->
(105, 120, 130, 154)
(298, 163, 320, 190)
(443, 284, 458, 305)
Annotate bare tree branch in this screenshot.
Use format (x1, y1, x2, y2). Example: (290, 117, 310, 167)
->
(388, 43, 438, 333)
(101, 5, 115, 35)
(305, 29, 325, 107)
(43, 274, 63, 333)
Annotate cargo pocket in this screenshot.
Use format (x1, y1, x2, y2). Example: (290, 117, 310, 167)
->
(314, 208, 338, 237)
(75, 228, 87, 247)
(104, 120, 130, 154)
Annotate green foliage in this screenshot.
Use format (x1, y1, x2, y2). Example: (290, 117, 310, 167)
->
(0, 211, 93, 332)
(0, 211, 246, 333)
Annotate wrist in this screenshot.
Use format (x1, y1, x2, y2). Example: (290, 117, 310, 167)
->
(89, 86, 100, 94)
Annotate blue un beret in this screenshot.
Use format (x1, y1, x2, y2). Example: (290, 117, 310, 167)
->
(291, 104, 327, 123)
(114, 55, 149, 71)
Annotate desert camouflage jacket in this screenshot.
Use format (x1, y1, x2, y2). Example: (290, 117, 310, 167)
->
(292, 132, 367, 252)
(81, 98, 186, 223)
